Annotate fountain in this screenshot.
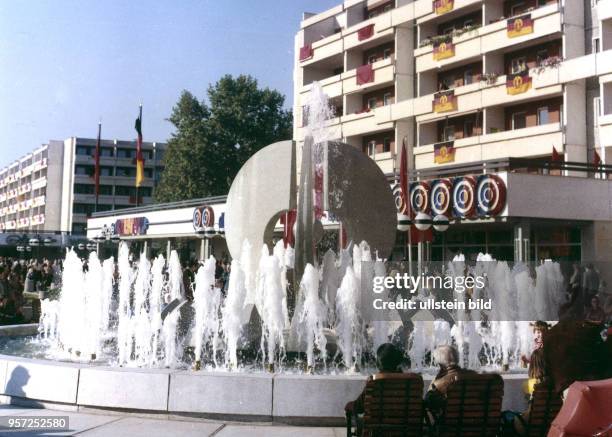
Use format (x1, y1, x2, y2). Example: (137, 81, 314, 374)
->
(0, 82, 564, 422)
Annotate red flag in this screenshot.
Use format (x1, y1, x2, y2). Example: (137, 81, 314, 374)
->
(551, 146, 561, 162)
(356, 63, 375, 86)
(594, 149, 602, 167)
(94, 122, 101, 211)
(299, 44, 313, 62)
(399, 138, 409, 215)
(357, 24, 374, 41)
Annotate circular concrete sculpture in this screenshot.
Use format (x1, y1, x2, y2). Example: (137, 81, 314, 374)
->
(225, 137, 397, 282)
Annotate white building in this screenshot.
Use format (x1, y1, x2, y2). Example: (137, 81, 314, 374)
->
(0, 137, 166, 252)
(294, 0, 612, 265)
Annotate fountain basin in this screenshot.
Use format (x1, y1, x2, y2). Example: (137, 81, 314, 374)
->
(0, 325, 529, 424)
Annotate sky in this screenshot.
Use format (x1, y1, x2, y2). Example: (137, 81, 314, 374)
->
(0, 0, 339, 167)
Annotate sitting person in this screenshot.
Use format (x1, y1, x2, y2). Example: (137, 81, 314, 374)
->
(585, 296, 606, 324)
(345, 343, 410, 429)
(424, 345, 477, 420)
(502, 323, 553, 436)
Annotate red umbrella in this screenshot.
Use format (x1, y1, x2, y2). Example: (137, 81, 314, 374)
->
(548, 378, 612, 437)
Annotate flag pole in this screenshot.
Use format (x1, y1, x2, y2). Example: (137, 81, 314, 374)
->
(136, 104, 143, 207)
(94, 120, 102, 213)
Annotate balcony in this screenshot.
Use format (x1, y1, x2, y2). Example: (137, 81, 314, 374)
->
(414, 122, 562, 169)
(416, 0, 482, 24)
(32, 177, 47, 190)
(295, 116, 342, 142)
(342, 57, 395, 95)
(368, 150, 395, 174)
(299, 33, 343, 67)
(341, 111, 381, 137)
(415, 3, 561, 73)
(377, 60, 570, 124)
(343, 12, 394, 51)
(33, 158, 47, 172)
(299, 73, 343, 100)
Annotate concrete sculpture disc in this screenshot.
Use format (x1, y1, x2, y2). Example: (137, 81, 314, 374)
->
(225, 137, 396, 283)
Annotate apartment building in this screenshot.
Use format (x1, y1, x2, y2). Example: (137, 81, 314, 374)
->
(0, 137, 166, 240)
(294, 0, 612, 263)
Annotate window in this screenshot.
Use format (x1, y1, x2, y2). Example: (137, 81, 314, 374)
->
(464, 120, 474, 137)
(536, 50, 549, 66)
(383, 3, 392, 12)
(100, 167, 113, 177)
(368, 54, 377, 64)
(593, 37, 600, 54)
(115, 186, 136, 196)
(443, 126, 455, 141)
(383, 93, 393, 106)
(76, 146, 91, 156)
(511, 2, 526, 16)
(333, 66, 344, 76)
(383, 138, 391, 153)
(100, 148, 113, 157)
(116, 149, 135, 159)
(115, 167, 135, 177)
(464, 69, 473, 85)
(367, 97, 377, 110)
(75, 165, 92, 176)
(537, 106, 549, 125)
(100, 185, 113, 195)
(73, 203, 95, 215)
(367, 140, 376, 155)
(511, 57, 527, 74)
(594, 96, 601, 118)
(383, 48, 392, 59)
(74, 184, 95, 195)
(512, 111, 527, 129)
(464, 19, 474, 27)
(442, 25, 455, 35)
(71, 223, 87, 235)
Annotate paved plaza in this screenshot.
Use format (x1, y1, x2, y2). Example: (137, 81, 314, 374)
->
(0, 405, 344, 436)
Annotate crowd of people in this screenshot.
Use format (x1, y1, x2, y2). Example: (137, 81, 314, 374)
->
(564, 263, 611, 323)
(181, 258, 231, 301)
(0, 256, 61, 324)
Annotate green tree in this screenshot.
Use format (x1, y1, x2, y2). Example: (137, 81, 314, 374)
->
(155, 75, 292, 202)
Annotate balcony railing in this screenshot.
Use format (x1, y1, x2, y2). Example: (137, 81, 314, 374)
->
(411, 157, 612, 180)
(415, 3, 561, 73)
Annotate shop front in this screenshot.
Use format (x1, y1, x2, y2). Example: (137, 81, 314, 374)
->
(87, 197, 228, 265)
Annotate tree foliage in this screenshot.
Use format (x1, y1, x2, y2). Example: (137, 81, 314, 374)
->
(155, 75, 293, 202)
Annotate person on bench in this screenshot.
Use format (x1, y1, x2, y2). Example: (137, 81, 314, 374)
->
(424, 345, 477, 421)
(344, 343, 410, 424)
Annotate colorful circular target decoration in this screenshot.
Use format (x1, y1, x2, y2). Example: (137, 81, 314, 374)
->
(452, 176, 476, 218)
(193, 205, 215, 232)
(192, 208, 203, 231)
(202, 206, 215, 228)
(430, 178, 453, 217)
(476, 174, 506, 217)
(409, 181, 431, 216)
(391, 183, 407, 214)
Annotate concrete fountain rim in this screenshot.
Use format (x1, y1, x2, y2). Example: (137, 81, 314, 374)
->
(0, 324, 529, 425)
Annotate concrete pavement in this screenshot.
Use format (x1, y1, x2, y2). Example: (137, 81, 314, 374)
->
(0, 405, 346, 436)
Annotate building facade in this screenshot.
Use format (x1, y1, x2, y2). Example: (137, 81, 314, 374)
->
(294, 0, 612, 264)
(0, 137, 166, 240)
